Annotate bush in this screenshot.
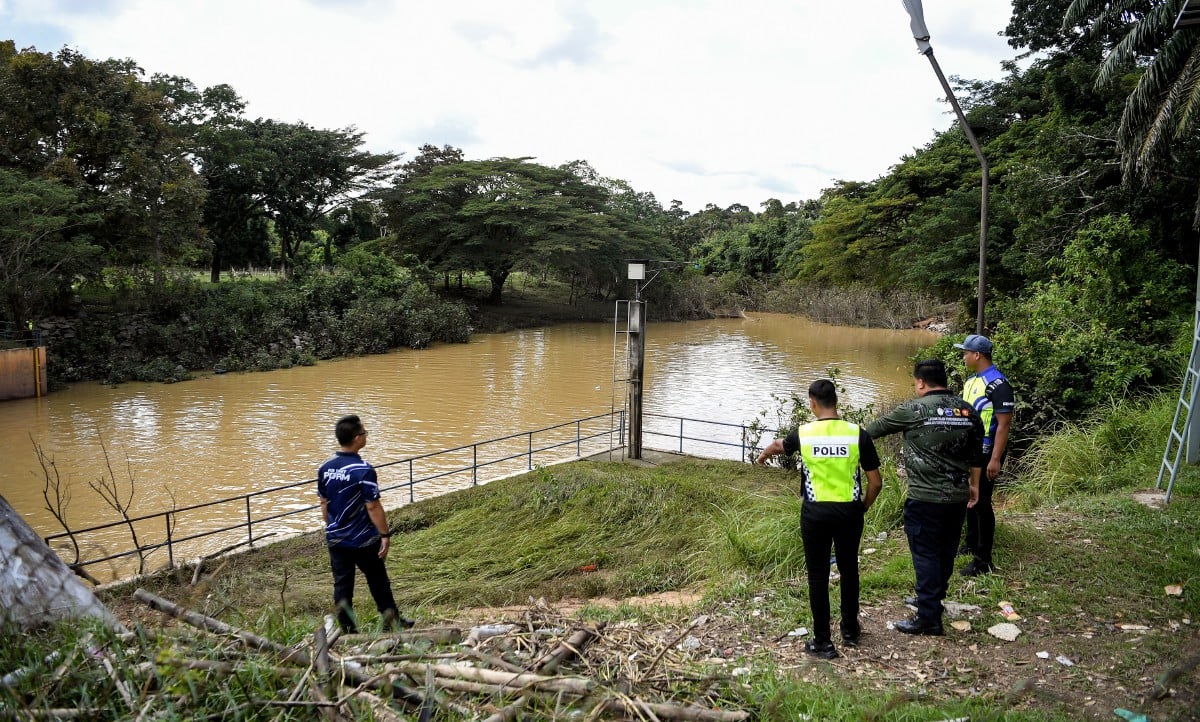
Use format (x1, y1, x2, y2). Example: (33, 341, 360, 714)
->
(44, 257, 475, 384)
(987, 215, 1189, 430)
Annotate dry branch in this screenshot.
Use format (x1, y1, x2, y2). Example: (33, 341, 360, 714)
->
(533, 623, 606, 673)
(594, 697, 750, 721)
(393, 661, 594, 695)
(482, 695, 528, 722)
(134, 588, 309, 665)
(337, 627, 463, 646)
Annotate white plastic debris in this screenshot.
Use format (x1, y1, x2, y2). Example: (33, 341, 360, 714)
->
(786, 627, 809, 637)
(987, 622, 1021, 642)
(731, 666, 751, 677)
(1036, 651, 1051, 659)
(466, 623, 518, 644)
(1055, 655, 1075, 667)
(943, 602, 982, 618)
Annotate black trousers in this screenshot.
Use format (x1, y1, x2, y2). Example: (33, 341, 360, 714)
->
(904, 499, 967, 624)
(801, 501, 865, 643)
(329, 539, 398, 632)
(964, 472, 996, 565)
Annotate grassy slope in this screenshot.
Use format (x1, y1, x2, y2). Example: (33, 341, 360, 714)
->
(95, 452, 1200, 720)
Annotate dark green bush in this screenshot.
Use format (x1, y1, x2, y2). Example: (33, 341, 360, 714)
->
(45, 259, 474, 384)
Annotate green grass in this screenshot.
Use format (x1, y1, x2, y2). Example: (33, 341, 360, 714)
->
(68, 396, 1200, 718)
(1010, 394, 1177, 502)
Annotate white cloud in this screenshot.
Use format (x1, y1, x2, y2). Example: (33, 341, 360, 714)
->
(6, 0, 1019, 212)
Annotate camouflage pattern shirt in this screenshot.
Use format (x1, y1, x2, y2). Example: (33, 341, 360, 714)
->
(864, 389, 986, 504)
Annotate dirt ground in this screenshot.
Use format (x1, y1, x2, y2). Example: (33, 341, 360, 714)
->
(440, 588, 1200, 720)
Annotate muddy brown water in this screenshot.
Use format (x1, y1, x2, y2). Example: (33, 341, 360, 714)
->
(0, 313, 934, 579)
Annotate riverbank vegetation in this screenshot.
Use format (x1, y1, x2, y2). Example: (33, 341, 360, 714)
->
(25, 392, 1181, 719)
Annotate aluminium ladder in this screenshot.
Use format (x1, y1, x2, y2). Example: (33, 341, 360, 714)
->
(1156, 303, 1200, 503)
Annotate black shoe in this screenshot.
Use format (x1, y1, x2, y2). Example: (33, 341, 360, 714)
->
(903, 596, 918, 607)
(382, 610, 416, 631)
(961, 560, 994, 577)
(840, 625, 861, 647)
(894, 617, 944, 636)
(804, 640, 839, 659)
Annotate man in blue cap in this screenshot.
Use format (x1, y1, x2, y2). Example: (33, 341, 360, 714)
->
(952, 334, 1015, 576)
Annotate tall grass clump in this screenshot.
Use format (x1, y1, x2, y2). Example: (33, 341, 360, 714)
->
(1009, 393, 1176, 503)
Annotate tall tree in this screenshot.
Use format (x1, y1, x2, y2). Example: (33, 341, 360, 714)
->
(246, 120, 398, 272)
(385, 157, 637, 303)
(0, 42, 205, 274)
(0, 168, 100, 323)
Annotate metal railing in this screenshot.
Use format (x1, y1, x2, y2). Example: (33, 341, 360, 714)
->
(44, 410, 628, 580)
(41, 410, 780, 581)
(0, 321, 43, 349)
(642, 411, 774, 462)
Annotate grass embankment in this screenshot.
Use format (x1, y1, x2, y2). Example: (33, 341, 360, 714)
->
(6, 395, 1200, 719)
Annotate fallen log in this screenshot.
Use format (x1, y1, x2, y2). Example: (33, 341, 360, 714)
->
(337, 627, 463, 646)
(463, 646, 527, 674)
(351, 688, 408, 722)
(392, 661, 592, 695)
(482, 695, 528, 722)
(134, 588, 309, 665)
(595, 697, 750, 721)
(532, 622, 606, 674)
(315, 624, 331, 680)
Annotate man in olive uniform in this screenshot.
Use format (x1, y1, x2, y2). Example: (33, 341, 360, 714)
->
(954, 334, 1014, 576)
(865, 360, 983, 636)
(757, 379, 883, 659)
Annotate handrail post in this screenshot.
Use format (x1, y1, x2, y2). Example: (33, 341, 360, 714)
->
(165, 513, 174, 569)
(528, 431, 533, 470)
(678, 417, 684, 453)
(472, 445, 478, 486)
(576, 420, 581, 456)
(409, 460, 415, 503)
(245, 497, 254, 547)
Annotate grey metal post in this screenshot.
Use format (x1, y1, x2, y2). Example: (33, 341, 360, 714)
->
(904, 0, 990, 334)
(627, 299, 646, 459)
(1187, 263, 1200, 464)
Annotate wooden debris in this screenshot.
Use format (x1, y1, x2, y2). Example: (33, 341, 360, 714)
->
(106, 589, 753, 719)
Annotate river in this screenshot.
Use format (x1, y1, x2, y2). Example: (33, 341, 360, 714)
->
(0, 313, 934, 578)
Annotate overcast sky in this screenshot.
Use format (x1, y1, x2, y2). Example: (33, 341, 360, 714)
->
(3, 0, 1022, 213)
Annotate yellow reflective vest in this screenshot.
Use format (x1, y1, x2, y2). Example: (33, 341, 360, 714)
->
(797, 418, 862, 503)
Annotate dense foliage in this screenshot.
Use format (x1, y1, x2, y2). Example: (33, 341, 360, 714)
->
(50, 253, 472, 384)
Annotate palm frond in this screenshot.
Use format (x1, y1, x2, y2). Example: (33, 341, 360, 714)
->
(1169, 40, 1200, 135)
(1063, 0, 1144, 32)
(1097, 1, 1187, 86)
(1119, 28, 1200, 176)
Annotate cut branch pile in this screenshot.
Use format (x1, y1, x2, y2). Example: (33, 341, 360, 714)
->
(3, 588, 751, 720)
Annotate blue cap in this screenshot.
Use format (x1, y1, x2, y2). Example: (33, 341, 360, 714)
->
(953, 334, 993, 354)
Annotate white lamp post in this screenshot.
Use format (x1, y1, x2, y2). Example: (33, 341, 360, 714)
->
(902, 0, 990, 335)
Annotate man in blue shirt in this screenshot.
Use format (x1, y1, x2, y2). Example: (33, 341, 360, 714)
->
(953, 334, 1015, 577)
(318, 414, 412, 633)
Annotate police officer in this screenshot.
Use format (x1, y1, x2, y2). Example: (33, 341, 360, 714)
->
(954, 334, 1014, 576)
(757, 379, 883, 659)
